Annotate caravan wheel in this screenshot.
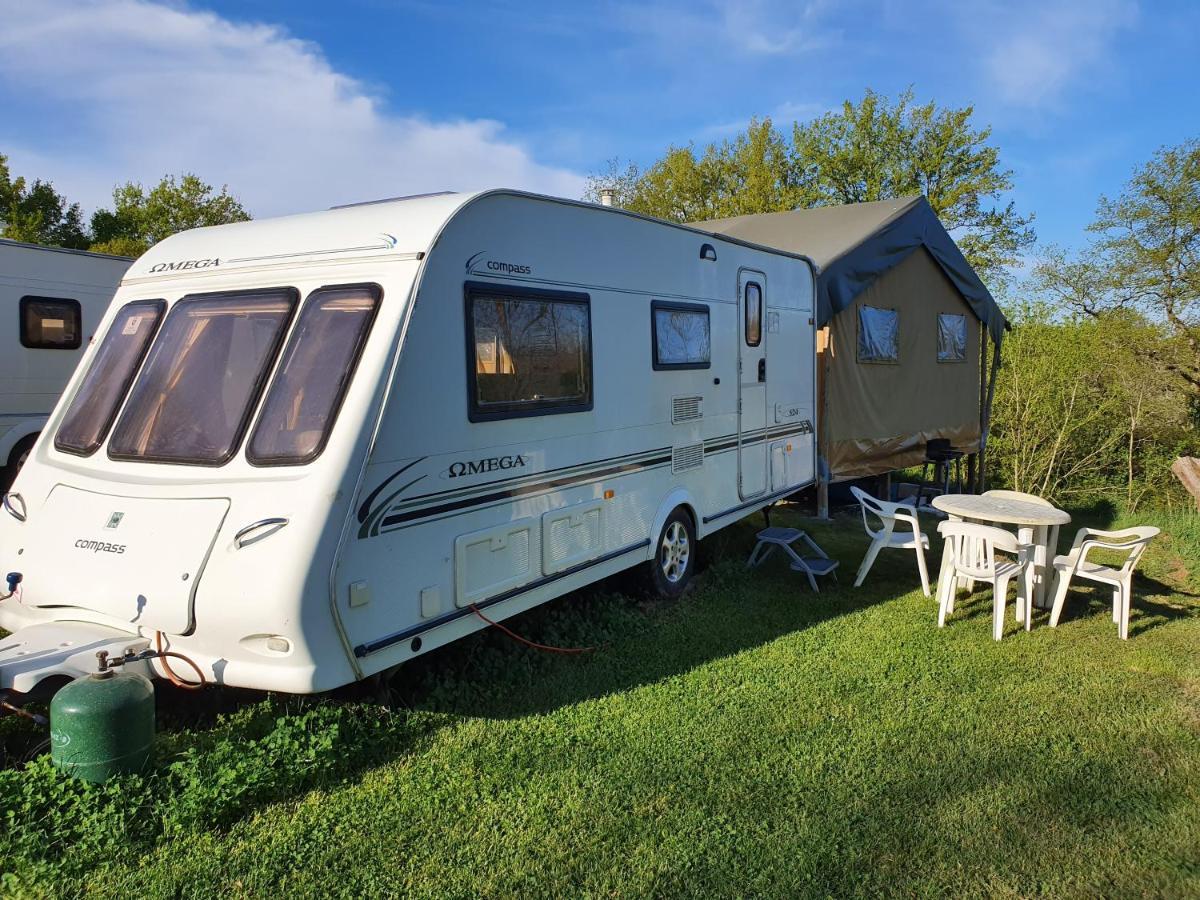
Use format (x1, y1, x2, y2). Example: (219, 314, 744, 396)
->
(2, 434, 37, 493)
(648, 508, 696, 599)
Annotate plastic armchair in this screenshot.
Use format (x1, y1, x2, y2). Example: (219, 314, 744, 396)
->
(1048, 526, 1160, 639)
(850, 486, 931, 596)
(936, 520, 1030, 640)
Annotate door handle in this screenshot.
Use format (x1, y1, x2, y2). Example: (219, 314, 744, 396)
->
(234, 517, 289, 548)
(758, 359, 767, 382)
(2, 493, 26, 522)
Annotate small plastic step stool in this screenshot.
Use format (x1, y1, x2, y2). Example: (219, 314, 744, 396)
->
(746, 526, 840, 592)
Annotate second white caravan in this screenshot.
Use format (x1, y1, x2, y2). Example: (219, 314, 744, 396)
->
(0, 190, 816, 694)
(0, 239, 132, 488)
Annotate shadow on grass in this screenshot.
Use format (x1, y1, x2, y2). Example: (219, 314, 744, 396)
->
(397, 504, 904, 720)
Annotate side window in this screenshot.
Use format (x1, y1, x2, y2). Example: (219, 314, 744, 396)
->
(857, 305, 899, 363)
(20, 296, 82, 349)
(744, 282, 762, 347)
(652, 301, 710, 369)
(937, 313, 968, 362)
(466, 284, 592, 422)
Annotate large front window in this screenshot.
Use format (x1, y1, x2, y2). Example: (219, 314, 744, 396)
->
(248, 285, 381, 465)
(55, 299, 165, 456)
(108, 288, 298, 465)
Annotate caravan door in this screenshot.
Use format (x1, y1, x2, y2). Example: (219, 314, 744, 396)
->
(737, 269, 768, 500)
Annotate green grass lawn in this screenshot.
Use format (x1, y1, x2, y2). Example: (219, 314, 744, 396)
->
(2, 504, 1198, 898)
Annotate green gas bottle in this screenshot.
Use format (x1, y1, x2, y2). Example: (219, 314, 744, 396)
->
(50, 668, 155, 783)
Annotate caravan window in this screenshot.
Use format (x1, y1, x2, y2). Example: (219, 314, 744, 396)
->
(55, 300, 165, 456)
(248, 284, 381, 465)
(109, 288, 298, 465)
(744, 282, 762, 347)
(20, 296, 82, 350)
(652, 301, 710, 369)
(857, 305, 899, 363)
(466, 284, 592, 422)
(937, 313, 968, 362)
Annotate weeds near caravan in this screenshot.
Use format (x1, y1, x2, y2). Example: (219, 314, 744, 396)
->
(0, 506, 1198, 896)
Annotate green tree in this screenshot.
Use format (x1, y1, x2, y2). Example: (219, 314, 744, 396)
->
(0, 153, 89, 249)
(792, 89, 1034, 282)
(1034, 138, 1200, 399)
(988, 304, 1192, 508)
(587, 90, 1034, 285)
(90, 173, 251, 257)
(587, 119, 814, 222)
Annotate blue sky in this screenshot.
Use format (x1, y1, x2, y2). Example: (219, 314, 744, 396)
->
(1, 0, 1197, 265)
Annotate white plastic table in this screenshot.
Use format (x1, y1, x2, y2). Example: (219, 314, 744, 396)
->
(930, 494, 1071, 610)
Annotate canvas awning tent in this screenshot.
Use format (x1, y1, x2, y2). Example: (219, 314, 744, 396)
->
(696, 196, 1007, 493)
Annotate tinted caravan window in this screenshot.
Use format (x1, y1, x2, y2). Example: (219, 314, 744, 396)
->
(21, 296, 82, 349)
(109, 288, 297, 465)
(248, 284, 381, 465)
(652, 301, 710, 369)
(744, 282, 762, 347)
(466, 284, 592, 421)
(55, 300, 165, 456)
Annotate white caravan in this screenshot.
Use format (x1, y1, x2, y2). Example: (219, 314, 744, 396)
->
(0, 191, 816, 695)
(0, 240, 131, 487)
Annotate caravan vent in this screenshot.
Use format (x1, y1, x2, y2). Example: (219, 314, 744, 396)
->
(672, 443, 705, 473)
(671, 396, 702, 424)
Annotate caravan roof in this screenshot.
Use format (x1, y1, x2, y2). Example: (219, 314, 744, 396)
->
(124, 191, 479, 284)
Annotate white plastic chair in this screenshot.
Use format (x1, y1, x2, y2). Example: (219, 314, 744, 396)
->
(850, 486, 931, 596)
(1048, 526, 1160, 640)
(973, 490, 1061, 605)
(936, 520, 1029, 640)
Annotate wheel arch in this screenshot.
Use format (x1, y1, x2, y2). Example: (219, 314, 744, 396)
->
(0, 420, 44, 467)
(647, 488, 700, 561)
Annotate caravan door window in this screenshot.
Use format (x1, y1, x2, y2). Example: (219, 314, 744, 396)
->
(55, 300, 165, 456)
(744, 282, 763, 347)
(466, 284, 592, 422)
(248, 284, 381, 465)
(109, 288, 298, 465)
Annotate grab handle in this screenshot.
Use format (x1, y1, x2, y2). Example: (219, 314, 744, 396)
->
(234, 517, 289, 548)
(2, 493, 26, 523)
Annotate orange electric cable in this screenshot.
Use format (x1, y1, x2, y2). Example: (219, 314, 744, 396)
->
(468, 604, 596, 654)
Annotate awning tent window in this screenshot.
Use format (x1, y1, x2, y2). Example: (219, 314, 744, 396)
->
(937, 313, 968, 362)
(857, 306, 898, 363)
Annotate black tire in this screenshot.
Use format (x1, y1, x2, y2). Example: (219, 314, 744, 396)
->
(647, 507, 697, 599)
(1, 434, 37, 493)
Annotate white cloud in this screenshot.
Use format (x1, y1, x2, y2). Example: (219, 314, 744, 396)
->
(975, 0, 1138, 108)
(615, 0, 838, 61)
(0, 0, 586, 217)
